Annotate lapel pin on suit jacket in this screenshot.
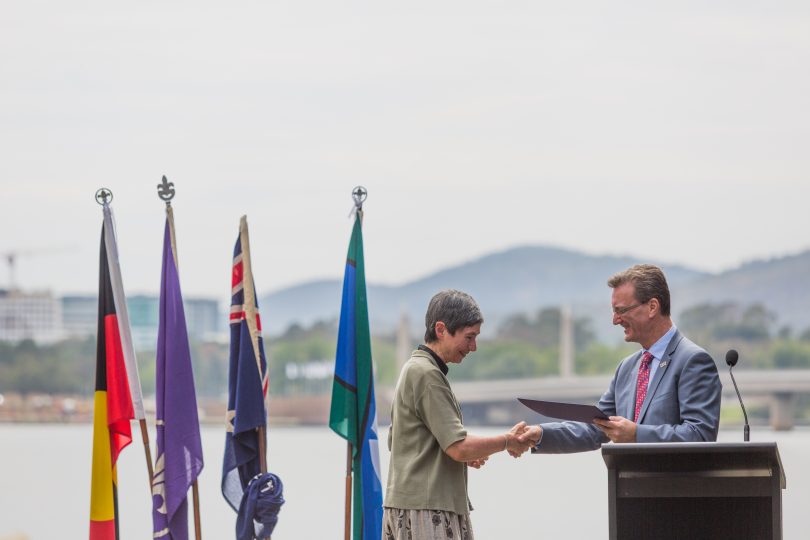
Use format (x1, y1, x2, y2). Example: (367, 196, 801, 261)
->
(659, 360, 668, 368)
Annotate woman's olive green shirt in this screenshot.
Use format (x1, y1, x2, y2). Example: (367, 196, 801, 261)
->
(384, 349, 471, 515)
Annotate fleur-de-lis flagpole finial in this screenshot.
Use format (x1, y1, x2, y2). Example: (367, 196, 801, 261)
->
(95, 188, 113, 206)
(352, 186, 367, 210)
(157, 175, 176, 205)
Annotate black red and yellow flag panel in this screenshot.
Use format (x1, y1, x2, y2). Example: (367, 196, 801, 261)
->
(89, 227, 134, 540)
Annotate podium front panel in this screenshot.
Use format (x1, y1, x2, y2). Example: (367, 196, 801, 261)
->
(602, 442, 785, 540)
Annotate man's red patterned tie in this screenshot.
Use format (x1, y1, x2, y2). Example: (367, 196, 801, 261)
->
(633, 351, 654, 422)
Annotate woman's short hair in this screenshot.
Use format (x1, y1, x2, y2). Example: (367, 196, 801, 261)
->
(424, 289, 484, 342)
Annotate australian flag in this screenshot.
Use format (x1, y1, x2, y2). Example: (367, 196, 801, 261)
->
(222, 216, 270, 515)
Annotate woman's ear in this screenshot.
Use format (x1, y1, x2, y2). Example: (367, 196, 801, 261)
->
(435, 321, 447, 338)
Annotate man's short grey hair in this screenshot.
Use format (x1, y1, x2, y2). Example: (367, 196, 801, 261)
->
(607, 264, 671, 316)
(424, 289, 484, 342)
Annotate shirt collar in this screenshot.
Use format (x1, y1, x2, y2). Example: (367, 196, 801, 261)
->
(645, 324, 677, 361)
(418, 344, 449, 375)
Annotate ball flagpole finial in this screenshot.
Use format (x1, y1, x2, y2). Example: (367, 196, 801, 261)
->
(95, 188, 113, 206)
(352, 186, 367, 209)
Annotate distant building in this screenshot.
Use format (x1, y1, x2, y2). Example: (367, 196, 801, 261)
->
(184, 298, 221, 342)
(121, 294, 224, 349)
(128, 295, 160, 349)
(61, 295, 97, 337)
(0, 289, 63, 343)
(1, 291, 224, 348)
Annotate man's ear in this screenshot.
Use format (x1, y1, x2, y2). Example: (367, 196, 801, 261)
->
(647, 298, 660, 317)
(435, 321, 447, 338)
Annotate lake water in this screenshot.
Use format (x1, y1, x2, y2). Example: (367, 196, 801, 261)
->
(0, 424, 807, 539)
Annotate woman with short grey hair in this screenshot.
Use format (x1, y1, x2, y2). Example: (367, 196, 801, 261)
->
(383, 290, 537, 540)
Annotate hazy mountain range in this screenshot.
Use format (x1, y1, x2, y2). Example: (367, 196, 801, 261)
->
(260, 245, 810, 342)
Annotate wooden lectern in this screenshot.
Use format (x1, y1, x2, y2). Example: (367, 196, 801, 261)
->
(601, 442, 786, 540)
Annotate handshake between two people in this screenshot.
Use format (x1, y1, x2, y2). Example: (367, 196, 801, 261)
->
(508, 421, 542, 458)
(465, 421, 542, 469)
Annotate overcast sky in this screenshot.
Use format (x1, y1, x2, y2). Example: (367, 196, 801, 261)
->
(2, 1, 809, 299)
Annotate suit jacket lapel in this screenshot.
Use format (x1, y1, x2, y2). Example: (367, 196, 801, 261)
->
(637, 330, 682, 423)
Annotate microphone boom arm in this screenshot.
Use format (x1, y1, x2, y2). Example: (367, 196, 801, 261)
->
(728, 366, 750, 442)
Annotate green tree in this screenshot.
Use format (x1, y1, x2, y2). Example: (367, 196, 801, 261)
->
(771, 342, 810, 369)
(498, 307, 595, 350)
(575, 343, 638, 375)
(680, 302, 774, 343)
(370, 336, 398, 386)
(267, 332, 336, 396)
(0, 337, 96, 395)
(450, 341, 557, 381)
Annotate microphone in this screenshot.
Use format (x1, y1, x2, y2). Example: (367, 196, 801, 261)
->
(725, 349, 750, 442)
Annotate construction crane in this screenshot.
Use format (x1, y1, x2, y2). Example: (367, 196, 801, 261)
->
(3, 251, 27, 291)
(2, 248, 72, 291)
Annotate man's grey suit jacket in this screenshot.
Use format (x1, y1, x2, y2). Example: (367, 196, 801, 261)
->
(534, 329, 722, 453)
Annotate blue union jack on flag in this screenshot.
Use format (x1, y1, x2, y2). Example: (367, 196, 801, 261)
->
(221, 216, 270, 514)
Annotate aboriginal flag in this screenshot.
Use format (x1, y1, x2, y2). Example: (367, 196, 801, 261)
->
(89, 220, 134, 539)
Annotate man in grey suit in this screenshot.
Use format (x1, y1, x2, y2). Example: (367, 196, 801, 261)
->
(519, 264, 722, 452)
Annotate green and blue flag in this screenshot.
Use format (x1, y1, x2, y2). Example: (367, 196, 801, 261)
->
(329, 209, 383, 540)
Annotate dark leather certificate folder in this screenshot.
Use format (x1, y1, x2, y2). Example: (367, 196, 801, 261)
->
(518, 398, 608, 423)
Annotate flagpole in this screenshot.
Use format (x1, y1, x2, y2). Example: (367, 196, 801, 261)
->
(258, 426, 268, 473)
(336, 187, 369, 540)
(192, 480, 202, 540)
(343, 188, 366, 540)
(90, 187, 139, 540)
(258, 427, 269, 539)
(344, 442, 353, 540)
(157, 177, 204, 540)
(96, 188, 155, 490)
(140, 419, 155, 482)
(239, 217, 270, 477)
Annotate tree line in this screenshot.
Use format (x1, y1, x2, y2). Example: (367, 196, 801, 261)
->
(2, 302, 810, 397)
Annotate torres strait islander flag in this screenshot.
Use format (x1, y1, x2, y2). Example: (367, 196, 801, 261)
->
(329, 209, 384, 540)
(89, 212, 135, 540)
(222, 216, 270, 512)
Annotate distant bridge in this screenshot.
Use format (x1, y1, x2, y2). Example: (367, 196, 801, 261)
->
(439, 369, 810, 429)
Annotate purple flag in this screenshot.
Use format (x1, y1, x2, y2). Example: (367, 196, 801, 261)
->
(151, 210, 204, 540)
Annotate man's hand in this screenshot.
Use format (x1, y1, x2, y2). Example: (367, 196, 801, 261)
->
(505, 422, 540, 457)
(509, 421, 528, 436)
(467, 457, 488, 469)
(516, 424, 541, 448)
(593, 416, 637, 443)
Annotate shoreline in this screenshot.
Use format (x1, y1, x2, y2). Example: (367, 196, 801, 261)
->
(3, 391, 808, 430)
